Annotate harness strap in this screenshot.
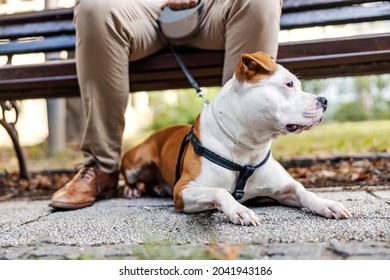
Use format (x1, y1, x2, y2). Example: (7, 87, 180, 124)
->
(175, 130, 191, 185)
(175, 126, 271, 200)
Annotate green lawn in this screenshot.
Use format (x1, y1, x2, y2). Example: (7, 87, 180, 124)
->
(272, 120, 390, 160)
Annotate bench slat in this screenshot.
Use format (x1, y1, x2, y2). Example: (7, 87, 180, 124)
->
(281, 50, 390, 69)
(0, 35, 75, 55)
(278, 33, 390, 59)
(281, 2, 390, 29)
(285, 59, 390, 79)
(282, 0, 381, 12)
(0, 20, 74, 40)
(0, 8, 73, 25)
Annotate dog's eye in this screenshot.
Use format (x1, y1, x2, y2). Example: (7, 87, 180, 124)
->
(286, 81, 294, 88)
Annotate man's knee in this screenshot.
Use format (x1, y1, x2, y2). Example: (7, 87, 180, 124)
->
(74, 0, 113, 24)
(242, 0, 282, 23)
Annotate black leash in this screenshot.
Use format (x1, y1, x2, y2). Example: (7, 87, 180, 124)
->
(175, 126, 271, 200)
(166, 44, 210, 106)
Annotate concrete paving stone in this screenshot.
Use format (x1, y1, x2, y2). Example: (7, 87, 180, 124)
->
(330, 240, 390, 259)
(0, 247, 35, 260)
(262, 243, 327, 260)
(373, 190, 390, 204)
(0, 200, 49, 231)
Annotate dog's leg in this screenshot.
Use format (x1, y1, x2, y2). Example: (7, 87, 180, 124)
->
(273, 181, 351, 219)
(174, 181, 260, 226)
(122, 161, 167, 198)
(122, 166, 143, 198)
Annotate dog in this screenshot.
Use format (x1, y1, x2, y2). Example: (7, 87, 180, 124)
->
(121, 51, 351, 226)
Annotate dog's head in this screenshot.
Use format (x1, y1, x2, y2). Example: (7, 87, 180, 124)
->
(232, 51, 327, 138)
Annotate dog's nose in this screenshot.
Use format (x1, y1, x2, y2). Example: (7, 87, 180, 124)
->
(316, 96, 327, 111)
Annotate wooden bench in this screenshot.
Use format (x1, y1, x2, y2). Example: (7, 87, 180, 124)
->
(1, 0, 390, 178)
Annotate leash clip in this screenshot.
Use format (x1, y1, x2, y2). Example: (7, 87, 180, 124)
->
(196, 88, 210, 107)
(165, 43, 209, 106)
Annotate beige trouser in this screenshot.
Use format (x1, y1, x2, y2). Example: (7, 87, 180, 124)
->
(74, 0, 282, 174)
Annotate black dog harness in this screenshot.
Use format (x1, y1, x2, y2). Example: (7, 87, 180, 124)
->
(175, 127, 271, 200)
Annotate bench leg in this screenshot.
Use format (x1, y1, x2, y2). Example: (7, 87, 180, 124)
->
(0, 101, 30, 179)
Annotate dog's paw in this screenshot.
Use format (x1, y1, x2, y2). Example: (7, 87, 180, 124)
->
(123, 186, 142, 199)
(151, 184, 166, 197)
(315, 199, 351, 219)
(226, 206, 260, 226)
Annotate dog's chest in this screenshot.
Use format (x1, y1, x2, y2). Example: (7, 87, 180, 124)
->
(195, 156, 275, 201)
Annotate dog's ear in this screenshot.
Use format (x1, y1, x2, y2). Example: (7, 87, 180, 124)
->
(235, 52, 277, 83)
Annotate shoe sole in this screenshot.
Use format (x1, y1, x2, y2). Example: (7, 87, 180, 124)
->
(49, 188, 117, 210)
(49, 201, 94, 210)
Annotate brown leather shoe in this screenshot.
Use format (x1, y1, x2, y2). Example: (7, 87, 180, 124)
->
(49, 164, 118, 210)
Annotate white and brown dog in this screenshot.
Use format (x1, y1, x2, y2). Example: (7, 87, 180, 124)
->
(121, 51, 351, 226)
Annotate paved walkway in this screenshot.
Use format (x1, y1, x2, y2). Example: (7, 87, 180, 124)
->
(0, 186, 389, 259)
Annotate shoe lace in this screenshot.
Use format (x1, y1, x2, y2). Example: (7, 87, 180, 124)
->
(78, 164, 101, 192)
(79, 166, 94, 179)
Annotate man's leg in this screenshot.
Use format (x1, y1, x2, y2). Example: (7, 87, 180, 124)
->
(75, 0, 164, 174)
(50, 0, 164, 209)
(189, 0, 282, 84)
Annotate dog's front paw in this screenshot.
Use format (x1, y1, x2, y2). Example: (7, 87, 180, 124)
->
(226, 206, 260, 226)
(123, 185, 142, 199)
(315, 199, 351, 219)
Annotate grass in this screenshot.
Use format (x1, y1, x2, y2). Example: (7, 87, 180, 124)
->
(1, 120, 389, 173)
(272, 120, 390, 160)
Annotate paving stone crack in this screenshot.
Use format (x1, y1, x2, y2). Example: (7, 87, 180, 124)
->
(19, 212, 52, 227)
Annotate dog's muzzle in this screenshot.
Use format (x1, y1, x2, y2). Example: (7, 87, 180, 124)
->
(286, 96, 328, 133)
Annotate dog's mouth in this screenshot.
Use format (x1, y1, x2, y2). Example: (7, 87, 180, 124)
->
(286, 117, 324, 133)
(286, 124, 301, 133)
(286, 123, 315, 133)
